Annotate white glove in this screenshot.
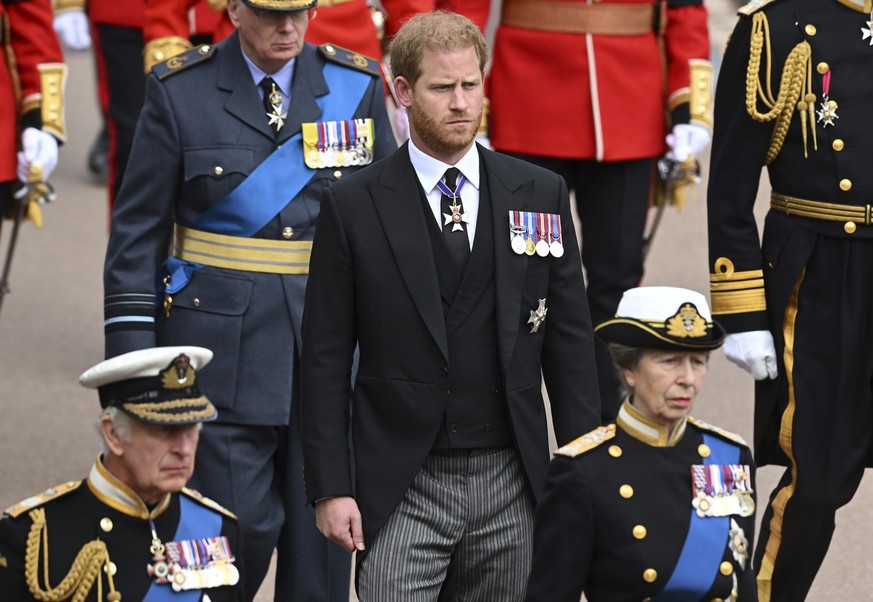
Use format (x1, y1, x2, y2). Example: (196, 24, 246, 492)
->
(665, 123, 711, 162)
(17, 128, 59, 183)
(392, 106, 409, 142)
(53, 10, 92, 51)
(723, 330, 779, 380)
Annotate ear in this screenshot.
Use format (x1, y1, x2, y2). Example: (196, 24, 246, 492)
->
(227, 0, 242, 28)
(621, 367, 636, 389)
(394, 76, 413, 109)
(100, 414, 126, 457)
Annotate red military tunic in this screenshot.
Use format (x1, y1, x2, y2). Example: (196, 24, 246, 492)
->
(488, 0, 710, 162)
(0, 0, 64, 182)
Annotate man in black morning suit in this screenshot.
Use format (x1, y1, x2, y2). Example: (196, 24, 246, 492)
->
(301, 11, 601, 601)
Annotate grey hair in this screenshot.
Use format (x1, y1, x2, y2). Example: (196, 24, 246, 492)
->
(97, 406, 134, 453)
(606, 343, 645, 400)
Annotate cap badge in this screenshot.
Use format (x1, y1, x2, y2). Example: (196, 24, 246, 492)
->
(666, 303, 707, 338)
(161, 354, 196, 390)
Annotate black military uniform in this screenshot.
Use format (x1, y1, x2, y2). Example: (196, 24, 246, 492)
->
(0, 466, 243, 602)
(0, 346, 245, 601)
(525, 404, 756, 602)
(707, 0, 873, 599)
(526, 286, 756, 601)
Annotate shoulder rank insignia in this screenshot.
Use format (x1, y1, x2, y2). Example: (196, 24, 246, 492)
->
(4, 481, 82, 518)
(182, 487, 238, 520)
(554, 424, 616, 458)
(737, 0, 780, 16)
(153, 44, 217, 81)
(688, 416, 749, 447)
(319, 43, 380, 77)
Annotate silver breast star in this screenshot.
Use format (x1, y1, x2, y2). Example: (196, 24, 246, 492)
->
(267, 104, 287, 131)
(528, 298, 548, 333)
(816, 99, 838, 126)
(862, 20, 873, 44)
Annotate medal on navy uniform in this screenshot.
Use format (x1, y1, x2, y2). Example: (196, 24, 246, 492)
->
(535, 213, 550, 257)
(509, 211, 527, 254)
(148, 526, 240, 592)
(303, 119, 376, 169)
(528, 298, 548, 333)
(265, 82, 286, 132)
(690, 463, 754, 518)
(816, 70, 838, 126)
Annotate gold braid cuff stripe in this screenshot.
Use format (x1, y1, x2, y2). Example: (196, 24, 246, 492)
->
(689, 59, 713, 131)
(38, 64, 67, 142)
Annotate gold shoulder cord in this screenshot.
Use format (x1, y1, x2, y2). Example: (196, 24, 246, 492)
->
(24, 508, 121, 602)
(745, 12, 815, 163)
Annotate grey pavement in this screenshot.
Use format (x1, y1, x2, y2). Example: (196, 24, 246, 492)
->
(1, 3, 871, 599)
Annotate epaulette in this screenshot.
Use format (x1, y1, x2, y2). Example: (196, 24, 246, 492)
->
(688, 416, 749, 447)
(3, 481, 82, 518)
(182, 487, 238, 520)
(737, 0, 780, 16)
(319, 43, 380, 77)
(152, 44, 217, 81)
(554, 424, 616, 458)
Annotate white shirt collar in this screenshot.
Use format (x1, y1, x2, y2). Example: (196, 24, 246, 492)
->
(408, 140, 481, 194)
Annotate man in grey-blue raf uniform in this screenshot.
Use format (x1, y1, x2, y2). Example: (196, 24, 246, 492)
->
(101, 0, 397, 598)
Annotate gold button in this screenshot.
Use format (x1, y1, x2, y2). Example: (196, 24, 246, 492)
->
(200, 45, 211, 54)
(193, 298, 200, 307)
(282, 226, 294, 239)
(804, 24, 816, 36)
(333, 170, 343, 180)
(832, 139, 844, 151)
(720, 561, 734, 576)
(104, 561, 117, 576)
(214, 166, 224, 177)
(608, 445, 622, 458)
(698, 444, 711, 458)
(840, 178, 852, 191)
(844, 221, 857, 234)
(633, 525, 647, 539)
(619, 484, 634, 498)
(643, 568, 658, 583)
(816, 61, 829, 74)
(100, 517, 113, 532)
(155, 51, 165, 61)
(828, 99, 838, 109)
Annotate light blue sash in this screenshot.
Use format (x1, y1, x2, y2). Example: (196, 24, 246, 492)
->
(162, 61, 372, 294)
(651, 433, 739, 601)
(143, 496, 222, 601)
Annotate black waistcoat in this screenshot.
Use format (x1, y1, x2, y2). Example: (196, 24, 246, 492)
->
(421, 167, 512, 449)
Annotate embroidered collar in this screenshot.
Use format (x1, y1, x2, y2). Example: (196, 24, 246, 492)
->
(616, 400, 687, 447)
(86, 456, 172, 520)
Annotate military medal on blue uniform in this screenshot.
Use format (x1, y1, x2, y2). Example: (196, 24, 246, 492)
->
(302, 118, 375, 169)
(816, 70, 838, 126)
(148, 527, 239, 591)
(265, 81, 286, 132)
(690, 463, 754, 518)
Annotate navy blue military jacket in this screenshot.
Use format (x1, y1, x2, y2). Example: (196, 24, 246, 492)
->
(0, 460, 244, 601)
(526, 404, 757, 601)
(103, 31, 396, 425)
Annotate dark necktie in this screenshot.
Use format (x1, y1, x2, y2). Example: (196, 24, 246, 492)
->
(260, 77, 285, 135)
(440, 167, 470, 270)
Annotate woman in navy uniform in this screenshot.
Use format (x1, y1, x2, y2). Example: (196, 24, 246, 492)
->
(525, 286, 757, 601)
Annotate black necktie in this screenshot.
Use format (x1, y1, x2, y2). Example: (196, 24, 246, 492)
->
(440, 167, 470, 270)
(260, 77, 284, 135)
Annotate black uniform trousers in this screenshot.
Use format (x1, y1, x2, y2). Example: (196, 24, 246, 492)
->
(754, 212, 873, 601)
(503, 153, 652, 422)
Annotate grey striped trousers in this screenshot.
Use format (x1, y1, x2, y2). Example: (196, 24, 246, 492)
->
(356, 446, 534, 601)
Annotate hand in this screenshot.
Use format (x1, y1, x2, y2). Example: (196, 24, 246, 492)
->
(665, 123, 711, 162)
(53, 10, 92, 50)
(17, 128, 59, 183)
(392, 106, 409, 142)
(315, 496, 365, 553)
(723, 330, 778, 380)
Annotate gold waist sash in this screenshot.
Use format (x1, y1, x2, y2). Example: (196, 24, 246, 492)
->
(174, 225, 311, 275)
